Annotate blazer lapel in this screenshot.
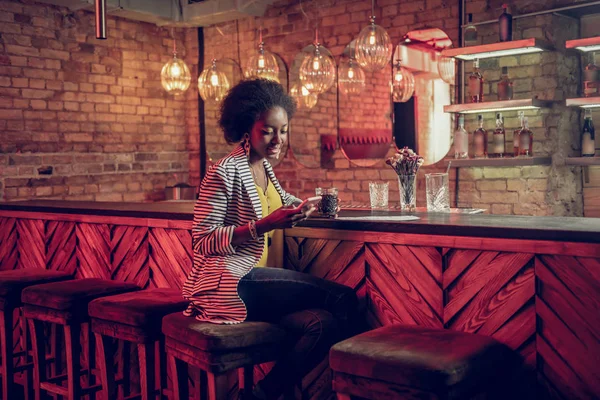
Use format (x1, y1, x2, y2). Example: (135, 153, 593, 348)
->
(233, 146, 262, 218)
(264, 160, 286, 201)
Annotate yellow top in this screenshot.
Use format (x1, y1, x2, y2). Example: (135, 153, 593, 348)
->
(255, 179, 283, 267)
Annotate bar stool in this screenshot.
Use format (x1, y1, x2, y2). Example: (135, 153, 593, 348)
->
(329, 324, 525, 399)
(161, 312, 288, 400)
(21, 278, 140, 400)
(0, 269, 73, 400)
(88, 289, 189, 400)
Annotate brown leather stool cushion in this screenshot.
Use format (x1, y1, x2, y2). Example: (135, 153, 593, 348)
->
(22, 278, 140, 322)
(89, 288, 188, 330)
(162, 312, 287, 351)
(0, 269, 73, 310)
(330, 324, 522, 398)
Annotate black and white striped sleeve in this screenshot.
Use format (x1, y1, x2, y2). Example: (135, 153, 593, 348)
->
(192, 165, 236, 256)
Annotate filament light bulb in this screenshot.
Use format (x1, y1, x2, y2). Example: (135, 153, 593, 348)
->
(348, 68, 354, 79)
(210, 73, 219, 86)
(313, 57, 320, 70)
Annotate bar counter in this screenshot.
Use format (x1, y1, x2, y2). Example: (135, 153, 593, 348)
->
(1, 200, 599, 398)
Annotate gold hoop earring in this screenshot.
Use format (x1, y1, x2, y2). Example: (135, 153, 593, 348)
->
(243, 133, 250, 158)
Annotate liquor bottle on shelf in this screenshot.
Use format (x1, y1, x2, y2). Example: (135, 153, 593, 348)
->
(498, 4, 513, 42)
(464, 14, 477, 46)
(468, 59, 484, 103)
(490, 113, 506, 158)
(582, 109, 596, 157)
(473, 114, 487, 158)
(518, 116, 533, 157)
(583, 53, 599, 98)
(454, 115, 469, 159)
(513, 111, 524, 156)
(497, 67, 513, 101)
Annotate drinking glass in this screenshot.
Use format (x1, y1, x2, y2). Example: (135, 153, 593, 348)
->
(425, 173, 450, 212)
(369, 182, 389, 209)
(398, 174, 417, 211)
(315, 187, 338, 217)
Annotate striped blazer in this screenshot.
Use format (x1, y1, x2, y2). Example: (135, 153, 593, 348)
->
(182, 145, 301, 324)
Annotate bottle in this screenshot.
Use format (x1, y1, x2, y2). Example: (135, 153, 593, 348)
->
(519, 117, 533, 157)
(513, 111, 524, 156)
(454, 115, 469, 159)
(464, 14, 477, 46)
(473, 114, 487, 158)
(468, 59, 484, 103)
(497, 67, 513, 101)
(582, 109, 596, 157)
(583, 53, 599, 98)
(490, 113, 506, 158)
(499, 4, 513, 42)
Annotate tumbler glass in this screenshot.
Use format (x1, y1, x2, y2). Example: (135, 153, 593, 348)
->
(316, 188, 338, 217)
(425, 173, 450, 212)
(369, 182, 389, 209)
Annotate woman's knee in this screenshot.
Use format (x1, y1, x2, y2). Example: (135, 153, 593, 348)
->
(279, 309, 340, 344)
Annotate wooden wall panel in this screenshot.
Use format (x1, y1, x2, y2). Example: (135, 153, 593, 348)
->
(46, 221, 77, 274)
(0, 218, 18, 271)
(16, 219, 45, 270)
(76, 223, 111, 279)
(147, 228, 193, 290)
(111, 225, 149, 288)
(536, 255, 600, 398)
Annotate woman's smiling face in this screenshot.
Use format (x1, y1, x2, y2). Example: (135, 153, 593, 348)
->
(249, 106, 289, 161)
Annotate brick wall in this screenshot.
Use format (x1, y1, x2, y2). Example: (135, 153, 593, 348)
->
(0, 0, 199, 202)
(203, 0, 585, 216)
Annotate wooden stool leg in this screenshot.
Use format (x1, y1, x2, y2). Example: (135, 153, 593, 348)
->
(86, 324, 97, 400)
(238, 366, 254, 400)
(167, 354, 188, 400)
(64, 323, 81, 400)
(95, 333, 116, 400)
(29, 319, 48, 400)
(20, 309, 34, 400)
(138, 342, 156, 400)
(157, 338, 167, 400)
(119, 341, 131, 398)
(207, 372, 228, 400)
(0, 309, 15, 400)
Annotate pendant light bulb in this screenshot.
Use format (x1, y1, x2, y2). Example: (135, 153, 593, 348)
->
(198, 59, 230, 102)
(299, 30, 336, 94)
(355, 1, 393, 72)
(338, 57, 366, 96)
(391, 59, 415, 103)
(245, 29, 280, 82)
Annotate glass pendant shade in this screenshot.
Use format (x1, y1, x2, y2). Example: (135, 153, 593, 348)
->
(245, 42, 280, 82)
(392, 60, 415, 103)
(198, 59, 230, 102)
(299, 43, 336, 94)
(355, 17, 393, 72)
(437, 55, 456, 85)
(161, 53, 191, 95)
(338, 58, 366, 95)
(290, 83, 318, 110)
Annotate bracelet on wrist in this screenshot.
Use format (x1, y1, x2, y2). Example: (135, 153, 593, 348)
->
(248, 220, 258, 241)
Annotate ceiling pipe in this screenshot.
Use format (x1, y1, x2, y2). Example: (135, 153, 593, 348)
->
(95, 0, 107, 39)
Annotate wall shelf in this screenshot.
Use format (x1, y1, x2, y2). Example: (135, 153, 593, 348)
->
(565, 157, 600, 166)
(566, 36, 600, 53)
(440, 38, 553, 60)
(443, 98, 553, 114)
(566, 97, 600, 109)
(446, 157, 552, 168)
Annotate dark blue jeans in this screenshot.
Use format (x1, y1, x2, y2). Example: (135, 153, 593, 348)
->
(238, 267, 358, 399)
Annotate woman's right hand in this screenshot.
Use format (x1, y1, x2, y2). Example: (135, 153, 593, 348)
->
(257, 205, 311, 232)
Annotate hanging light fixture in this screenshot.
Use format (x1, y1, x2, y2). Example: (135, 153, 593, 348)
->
(338, 57, 366, 96)
(198, 59, 230, 102)
(437, 54, 456, 85)
(161, 33, 192, 95)
(290, 82, 318, 110)
(245, 28, 280, 82)
(299, 29, 336, 94)
(354, 0, 392, 72)
(391, 59, 415, 103)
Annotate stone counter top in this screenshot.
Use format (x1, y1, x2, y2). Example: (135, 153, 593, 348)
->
(1, 200, 599, 244)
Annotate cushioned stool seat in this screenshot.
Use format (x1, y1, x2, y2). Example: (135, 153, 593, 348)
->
(88, 289, 189, 400)
(162, 312, 288, 400)
(22, 278, 140, 400)
(330, 324, 524, 400)
(0, 269, 73, 400)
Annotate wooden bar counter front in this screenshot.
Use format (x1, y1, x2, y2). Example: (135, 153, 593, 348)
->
(1, 201, 599, 399)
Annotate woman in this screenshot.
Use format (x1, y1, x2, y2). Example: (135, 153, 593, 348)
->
(182, 78, 357, 399)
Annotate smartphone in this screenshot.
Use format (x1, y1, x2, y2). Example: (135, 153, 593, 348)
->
(296, 196, 322, 212)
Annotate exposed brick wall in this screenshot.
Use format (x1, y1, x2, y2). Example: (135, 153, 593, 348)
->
(0, 0, 199, 202)
(202, 0, 585, 216)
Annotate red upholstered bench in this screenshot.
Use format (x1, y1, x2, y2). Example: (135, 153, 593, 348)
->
(162, 312, 288, 400)
(21, 278, 140, 400)
(88, 288, 189, 400)
(330, 324, 525, 400)
(0, 269, 73, 400)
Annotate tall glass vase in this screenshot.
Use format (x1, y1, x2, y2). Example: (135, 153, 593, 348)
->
(398, 174, 416, 211)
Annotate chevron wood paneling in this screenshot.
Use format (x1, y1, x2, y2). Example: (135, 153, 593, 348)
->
(536, 255, 600, 399)
(0, 218, 18, 271)
(111, 225, 149, 288)
(46, 220, 77, 275)
(76, 223, 111, 279)
(16, 219, 45, 270)
(148, 228, 193, 290)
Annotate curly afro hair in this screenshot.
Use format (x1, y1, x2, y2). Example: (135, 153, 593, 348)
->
(219, 78, 297, 144)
